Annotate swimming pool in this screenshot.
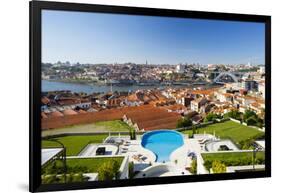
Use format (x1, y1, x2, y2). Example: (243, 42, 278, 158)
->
(141, 130, 184, 163)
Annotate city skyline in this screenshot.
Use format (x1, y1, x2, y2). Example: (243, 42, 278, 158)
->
(42, 10, 265, 65)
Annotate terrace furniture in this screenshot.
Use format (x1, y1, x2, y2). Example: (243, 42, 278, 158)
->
(141, 156, 147, 161)
(198, 139, 208, 144)
(187, 152, 197, 160)
(106, 139, 115, 144)
(218, 145, 230, 151)
(132, 154, 143, 162)
(96, 147, 106, 155)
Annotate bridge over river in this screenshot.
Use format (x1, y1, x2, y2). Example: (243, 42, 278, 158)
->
(211, 71, 248, 83)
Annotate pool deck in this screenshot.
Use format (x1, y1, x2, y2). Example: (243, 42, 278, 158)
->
(102, 134, 209, 175)
(134, 162, 191, 178)
(170, 137, 209, 174)
(71, 132, 251, 177)
(170, 135, 191, 168)
(103, 136, 157, 172)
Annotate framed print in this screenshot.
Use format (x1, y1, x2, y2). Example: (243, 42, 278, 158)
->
(30, 1, 271, 192)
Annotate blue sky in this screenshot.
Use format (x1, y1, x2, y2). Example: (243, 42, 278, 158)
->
(42, 10, 265, 65)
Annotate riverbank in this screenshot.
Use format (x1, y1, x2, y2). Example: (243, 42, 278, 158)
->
(44, 78, 102, 85)
(42, 80, 221, 94)
(44, 78, 210, 86)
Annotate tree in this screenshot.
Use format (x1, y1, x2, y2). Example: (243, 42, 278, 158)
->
(256, 118, 264, 128)
(224, 109, 242, 120)
(246, 116, 258, 126)
(132, 129, 136, 140)
(191, 125, 197, 138)
(177, 117, 192, 128)
(72, 173, 84, 182)
(243, 110, 263, 127)
(239, 133, 265, 150)
(204, 113, 221, 122)
(66, 173, 74, 183)
(212, 161, 226, 173)
(98, 160, 120, 181)
(112, 160, 120, 179)
(190, 159, 197, 174)
(243, 110, 258, 122)
(129, 129, 132, 140)
(240, 138, 255, 150)
(42, 175, 57, 184)
(128, 162, 135, 179)
(129, 129, 136, 140)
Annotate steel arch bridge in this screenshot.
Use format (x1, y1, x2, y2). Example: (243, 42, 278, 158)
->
(213, 72, 239, 83)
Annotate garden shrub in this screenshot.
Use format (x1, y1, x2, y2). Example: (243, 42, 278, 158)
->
(190, 159, 197, 174)
(212, 161, 226, 173)
(203, 152, 265, 171)
(98, 160, 120, 181)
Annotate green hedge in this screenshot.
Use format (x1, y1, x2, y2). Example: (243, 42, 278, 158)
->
(42, 173, 86, 184)
(202, 152, 265, 171)
(43, 157, 124, 174)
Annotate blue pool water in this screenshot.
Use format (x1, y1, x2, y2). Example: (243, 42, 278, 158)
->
(141, 130, 184, 163)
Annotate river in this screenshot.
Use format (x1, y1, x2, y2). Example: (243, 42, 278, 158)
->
(42, 80, 215, 94)
(42, 80, 179, 94)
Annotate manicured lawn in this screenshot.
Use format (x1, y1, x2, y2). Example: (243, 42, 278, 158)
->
(42, 120, 133, 136)
(182, 121, 264, 144)
(94, 120, 133, 131)
(202, 152, 265, 161)
(42, 157, 124, 174)
(202, 151, 265, 170)
(42, 135, 108, 156)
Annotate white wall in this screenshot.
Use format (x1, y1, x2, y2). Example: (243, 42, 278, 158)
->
(119, 156, 130, 180)
(0, 0, 280, 193)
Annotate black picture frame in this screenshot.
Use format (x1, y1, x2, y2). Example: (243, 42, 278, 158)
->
(30, 1, 271, 192)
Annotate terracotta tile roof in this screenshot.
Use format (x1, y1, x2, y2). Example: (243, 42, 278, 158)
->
(223, 93, 233, 97)
(160, 104, 187, 111)
(190, 88, 218, 95)
(41, 97, 50, 105)
(78, 109, 87, 114)
(127, 94, 139, 101)
(57, 98, 81, 106)
(49, 111, 64, 118)
(41, 112, 48, 119)
(192, 97, 208, 103)
(124, 105, 181, 131)
(63, 109, 78, 116)
(41, 104, 181, 130)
